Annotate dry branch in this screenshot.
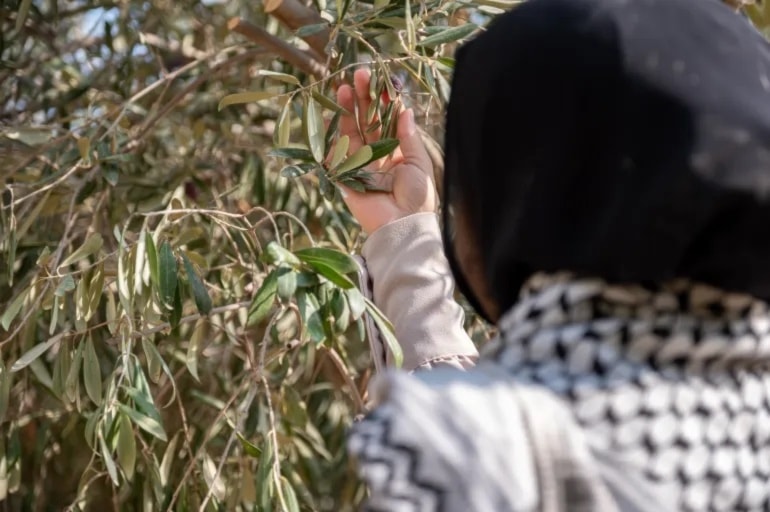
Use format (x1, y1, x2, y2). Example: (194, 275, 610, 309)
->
(264, 0, 332, 60)
(227, 17, 328, 78)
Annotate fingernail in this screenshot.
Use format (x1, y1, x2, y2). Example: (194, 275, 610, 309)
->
(404, 109, 416, 136)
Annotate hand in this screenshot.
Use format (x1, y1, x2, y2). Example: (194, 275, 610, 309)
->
(335, 68, 437, 235)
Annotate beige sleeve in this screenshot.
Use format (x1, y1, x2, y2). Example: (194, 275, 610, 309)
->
(361, 212, 479, 372)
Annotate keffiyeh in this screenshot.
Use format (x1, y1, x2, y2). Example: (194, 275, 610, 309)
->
(350, 274, 770, 511)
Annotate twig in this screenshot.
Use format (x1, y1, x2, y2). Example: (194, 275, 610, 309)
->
(7, 160, 84, 207)
(166, 386, 245, 511)
(198, 429, 237, 511)
(98, 45, 245, 142)
(131, 49, 269, 145)
(241, 310, 289, 511)
(130, 301, 251, 339)
(227, 17, 328, 78)
(320, 346, 366, 412)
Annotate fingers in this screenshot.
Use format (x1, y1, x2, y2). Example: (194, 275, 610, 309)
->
(396, 109, 432, 175)
(338, 183, 398, 234)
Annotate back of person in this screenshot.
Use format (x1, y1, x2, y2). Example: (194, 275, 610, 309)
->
(334, 0, 770, 509)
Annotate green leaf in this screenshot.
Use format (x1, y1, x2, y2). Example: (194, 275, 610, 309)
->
(142, 338, 162, 383)
(294, 247, 359, 275)
(268, 147, 315, 160)
(339, 177, 367, 193)
(281, 477, 301, 512)
(296, 23, 328, 37)
(332, 290, 350, 333)
(55, 274, 76, 297)
(186, 319, 205, 382)
(15, 0, 32, 33)
(276, 102, 292, 147)
(437, 56, 456, 70)
(304, 96, 325, 163)
(65, 340, 83, 402)
(369, 66, 379, 101)
(256, 436, 274, 507)
(11, 334, 61, 372)
(1, 288, 28, 331)
(365, 298, 403, 367)
(52, 343, 71, 400)
(106, 291, 117, 335)
(84, 411, 99, 450)
(305, 262, 354, 289)
(86, 263, 104, 321)
(60, 233, 103, 267)
(158, 241, 178, 308)
(182, 253, 212, 315)
(380, 97, 397, 139)
(277, 268, 298, 302)
(170, 284, 183, 329)
(417, 23, 478, 48)
(123, 385, 162, 423)
(117, 414, 137, 480)
(318, 168, 334, 201)
(258, 70, 300, 86)
(311, 89, 346, 113)
(218, 91, 281, 110)
(118, 403, 168, 442)
(333, 145, 373, 175)
(247, 270, 280, 326)
(296, 271, 320, 288)
(297, 291, 325, 343)
(160, 432, 180, 487)
(237, 432, 261, 458)
(295, 248, 358, 289)
(368, 138, 400, 162)
(83, 336, 103, 405)
(280, 165, 309, 178)
(100, 434, 120, 486)
(405, 0, 415, 49)
(264, 242, 301, 266)
(330, 135, 349, 170)
(145, 232, 159, 288)
(0, 363, 12, 423)
(345, 288, 366, 321)
(325, 108, 343, 150)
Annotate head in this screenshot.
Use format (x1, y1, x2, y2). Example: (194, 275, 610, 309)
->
(443, 0, 770, 323)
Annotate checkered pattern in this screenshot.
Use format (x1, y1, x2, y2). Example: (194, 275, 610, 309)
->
(350, 274, 770, 511)
(488, 274, 770, 510)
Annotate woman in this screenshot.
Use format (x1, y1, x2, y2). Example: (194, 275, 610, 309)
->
(336, 0, 770, 510)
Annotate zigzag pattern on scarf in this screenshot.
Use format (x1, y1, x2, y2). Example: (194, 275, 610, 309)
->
(349, 412, 446, 512)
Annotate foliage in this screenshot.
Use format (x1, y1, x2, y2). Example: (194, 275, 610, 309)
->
(0, 0, 496, 509)
(1, 0, 765, 510)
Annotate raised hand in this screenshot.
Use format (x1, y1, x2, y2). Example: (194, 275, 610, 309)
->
(335, 68, 437, 235)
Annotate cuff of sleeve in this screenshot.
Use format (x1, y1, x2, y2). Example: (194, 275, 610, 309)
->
(362, 212, 441, 277)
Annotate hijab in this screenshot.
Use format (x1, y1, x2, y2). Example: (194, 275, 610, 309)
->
(443, 0, 770, 322)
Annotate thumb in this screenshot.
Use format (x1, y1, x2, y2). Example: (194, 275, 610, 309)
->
(397, 109, 431, 173)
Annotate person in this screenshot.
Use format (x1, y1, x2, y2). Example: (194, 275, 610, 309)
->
(335, 0, 770, 510)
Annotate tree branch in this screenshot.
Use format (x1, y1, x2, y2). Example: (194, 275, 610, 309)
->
(227, 17, 328, 78)
(264, 0, 332, 60)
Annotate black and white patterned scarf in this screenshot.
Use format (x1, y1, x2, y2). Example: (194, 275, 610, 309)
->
(349, 274, 770, 511)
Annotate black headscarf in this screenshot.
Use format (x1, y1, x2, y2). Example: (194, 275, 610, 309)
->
(443, 0, 770, 321)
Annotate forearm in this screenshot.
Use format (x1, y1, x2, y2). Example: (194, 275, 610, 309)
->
(361, 212, 478, 371)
